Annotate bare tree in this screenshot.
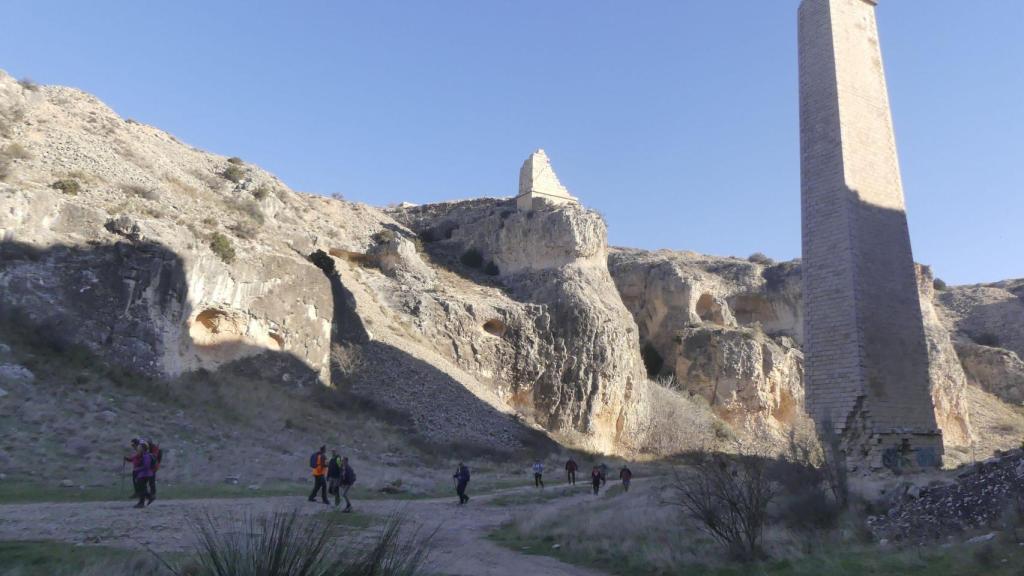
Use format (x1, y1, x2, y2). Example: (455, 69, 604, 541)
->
(669, 449, 778, 561)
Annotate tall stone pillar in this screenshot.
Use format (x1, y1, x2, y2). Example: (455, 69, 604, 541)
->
(798, 0, 943, 470)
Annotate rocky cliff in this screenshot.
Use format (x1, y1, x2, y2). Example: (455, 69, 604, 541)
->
(607, 247, 1024, 462)
(1, 71, 1021, 463)
(0, 72, 714, 457)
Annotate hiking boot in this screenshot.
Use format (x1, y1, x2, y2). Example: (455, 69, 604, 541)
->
(343, 507, 352, 513)
(133, 502, 145, 509)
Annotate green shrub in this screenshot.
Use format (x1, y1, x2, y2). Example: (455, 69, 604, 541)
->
(373, 229, 397, 244)
(460, 247, 484, 268)
(18, 78, 40, 91)
(933, 278, 948, 291)
(252, 184, 271, 201)
(748, 252, 775, 265)
(484, 261, 500, 276)
(222, 163, 245, 183)
(50, 179, 81, 195)
(209, 232, 236, 263)
(180, 511, 430, 576)
(227, 156, 244, 165)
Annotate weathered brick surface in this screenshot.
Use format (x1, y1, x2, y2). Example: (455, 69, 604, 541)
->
(798, 0, 943, 468)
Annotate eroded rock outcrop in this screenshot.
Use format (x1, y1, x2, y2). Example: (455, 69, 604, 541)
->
(392, 199, 653, 454)
(956, 342, 1024, 405)
(608, 249, 976, 456)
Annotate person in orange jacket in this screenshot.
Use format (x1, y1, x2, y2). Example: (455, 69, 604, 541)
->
(308, 445, 329, 504)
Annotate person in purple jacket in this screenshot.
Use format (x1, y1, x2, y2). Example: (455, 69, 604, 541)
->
(129, 441, 155, 508)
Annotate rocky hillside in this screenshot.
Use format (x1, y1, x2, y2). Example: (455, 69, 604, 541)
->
(0, 71, 719, 459)
(1, 70, 1021, 466)
(608, 247, 1023, 465)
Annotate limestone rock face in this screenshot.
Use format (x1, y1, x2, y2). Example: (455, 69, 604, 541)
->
(609, 249, 805, 438)
(936, 280, 1024, 358)
(916, 265, 973, 448)
(393, 199, 651, 454)
(608, 249, 976, 455)
(956, 342, 1024, 405)
(673, 325, 804, 432)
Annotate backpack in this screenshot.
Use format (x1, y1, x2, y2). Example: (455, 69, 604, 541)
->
(150, 444, 162, 471)
(310, 452, 319, 469)
(347, 467, 356, 485)
(462, 466, 470, 481)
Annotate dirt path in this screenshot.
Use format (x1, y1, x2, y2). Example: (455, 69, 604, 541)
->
(0, 483, 605, 576)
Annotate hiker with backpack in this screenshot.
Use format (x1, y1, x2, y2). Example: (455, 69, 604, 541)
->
(591, 465, 602, 496)
(124, 438, 142, 499)
(453, 462, 470, 505)
(146, 439, 162, 502)
(565, 457, 578, 485)
(619, 465, 633, 492)
(339, 457, 356, 512)
(125, 440, 155, 508)
(532, 460, 545, 488)
(327, 450, 342, 507)
(308, 445, 329, 504)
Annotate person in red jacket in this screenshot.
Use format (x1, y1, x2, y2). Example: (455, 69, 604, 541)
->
(308, 445, 329, 504)
(565, 458, 578, 485)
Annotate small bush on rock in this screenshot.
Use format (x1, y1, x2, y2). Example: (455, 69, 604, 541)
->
(209, 232, 236, 263)
(3, 143, 32, 160)
(748, 252, 775, 265)
(373, 229, 397, 244)
(933, 278, 948, 291)
(18, 78, 40, 92)
(222, 163, 245, 183)
(973, 333, 1002, 348)
(252, 184, 271, 201)
(226, 156, 244, 165)
(0, 144, 32, 181)
(484, 261, 500, 276)
(50, 179, 81, 196)
(120, 183, 161, 201)
(460, 248, 484, 268)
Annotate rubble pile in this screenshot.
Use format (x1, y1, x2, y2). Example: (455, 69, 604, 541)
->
(869, 450, 1024, 542)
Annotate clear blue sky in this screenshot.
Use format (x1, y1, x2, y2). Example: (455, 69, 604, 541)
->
(2, 1, 1021, 284)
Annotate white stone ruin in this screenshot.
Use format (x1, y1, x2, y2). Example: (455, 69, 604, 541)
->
(515, 149, 578, 212)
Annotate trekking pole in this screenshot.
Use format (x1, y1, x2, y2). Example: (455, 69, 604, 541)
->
(121, 460, 126, 495)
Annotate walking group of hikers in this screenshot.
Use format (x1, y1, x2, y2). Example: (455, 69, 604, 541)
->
(456, 457, 634, 505)
(124, 436, 628, 511)
(560, 458, 631, 495)
(309, 445, 357, 512)
(124, 438, 162, 508)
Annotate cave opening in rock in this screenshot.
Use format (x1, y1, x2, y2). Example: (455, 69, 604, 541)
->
(641, 342, 664, 378)
(268, 332, 285, 350)
(483, 319, 507, 337)
(696, 294, 725, 324)
(193, 309, 237, 337)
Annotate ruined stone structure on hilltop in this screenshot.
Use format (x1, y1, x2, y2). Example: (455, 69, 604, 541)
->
(798, 0, 943, 469)
(515, 149, 578, 212)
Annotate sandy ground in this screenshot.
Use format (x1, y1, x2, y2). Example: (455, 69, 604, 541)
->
(0, 482, 606, 576)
